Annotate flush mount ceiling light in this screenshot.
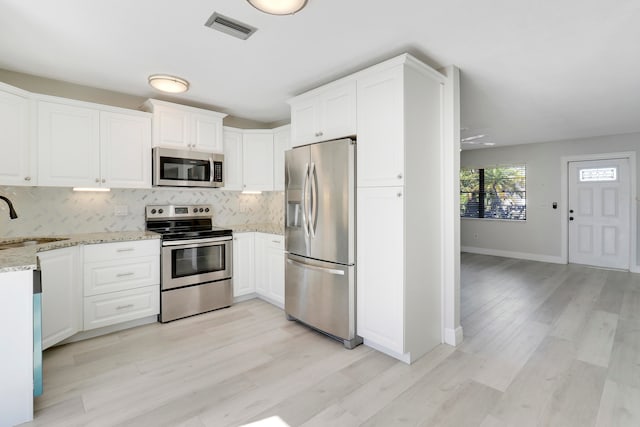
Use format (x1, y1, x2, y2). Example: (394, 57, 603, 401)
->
(148, 74, 190, 93)
(247, 0, 308, 15)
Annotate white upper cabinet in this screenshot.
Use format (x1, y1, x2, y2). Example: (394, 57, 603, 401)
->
(289, 80, 356, 147)
(37, 98, 152, 189)
(223, 128, 243, 191)
(223, 127, 275, 192)
(37, 101, 101, 187)
(143, 99, 227, 153)
(273, 125, 291, 191)
(243, 130, 274, 192)
(356, 66, 405, 187)
(100, 112, 151, 188)
(0, 83, 35, 186)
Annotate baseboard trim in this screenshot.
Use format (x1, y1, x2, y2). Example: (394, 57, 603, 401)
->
(59, 315, 158, 346)
(363, 339, 411, 364)
(631, 264, 640, 274)
(461, 246, 565, 265)
(443, 326, 463, 346)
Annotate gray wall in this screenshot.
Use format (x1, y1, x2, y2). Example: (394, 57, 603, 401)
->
(460, 132, 640, 268)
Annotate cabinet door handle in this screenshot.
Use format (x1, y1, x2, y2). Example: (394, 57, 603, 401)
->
(272, 240, 281, 244)
(116, 304, 134, 310)
(397, 192, 402, 198)
(116, 248, 135, 253)
(95, 178, 100, 183)
(102, 179, 106, 183)
(116, 272, 135, 278)
(397, 173, 403, 180)
(24, 176, 31, 181)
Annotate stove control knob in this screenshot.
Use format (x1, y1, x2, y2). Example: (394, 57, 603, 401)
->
(158, 209, 164, 214)
(205, 208, 210, 213)
(193, 208, 198, 213)
(151, 209, 157, 214)
(199, 208, 204, 212)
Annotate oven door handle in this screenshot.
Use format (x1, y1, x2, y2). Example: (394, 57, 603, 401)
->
(162, 236, 232, 247)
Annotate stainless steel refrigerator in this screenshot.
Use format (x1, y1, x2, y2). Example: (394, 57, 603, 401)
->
(284, 137, 362, 349)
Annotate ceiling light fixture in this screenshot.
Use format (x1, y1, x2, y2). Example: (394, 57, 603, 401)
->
(148, 74, 190, 93)
(247, 0, 308, 15)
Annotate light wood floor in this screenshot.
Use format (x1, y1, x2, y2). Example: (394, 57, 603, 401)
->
(22, 253, 640, 426)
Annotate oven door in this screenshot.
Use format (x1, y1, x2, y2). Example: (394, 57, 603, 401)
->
(161, 236, 232, 290)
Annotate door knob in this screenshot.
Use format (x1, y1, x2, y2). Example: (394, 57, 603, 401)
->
(569, 217, 574, 221)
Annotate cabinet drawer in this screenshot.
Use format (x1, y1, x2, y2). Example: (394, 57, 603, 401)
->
(83, 239, 159, 263)
(83, 285, 159, 330)
(84, 256, 159, 296)
(267, 235, 284, 250)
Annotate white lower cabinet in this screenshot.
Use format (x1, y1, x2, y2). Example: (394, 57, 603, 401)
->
(254, 233, 284, 307)
(82, 240, 160, 330)
(254, 233, 269, 296)
(38, 239, 160, 348)
(84, 286, 159, 331)
(38, 246, 82, 350)
(265, 235, 285, 306)
(233, 232, 255, 297)
(357, 187, 404, 354)
(233, 232, 284, 308)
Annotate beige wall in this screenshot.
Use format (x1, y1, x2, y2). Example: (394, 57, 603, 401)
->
(0, 68, 272, 128)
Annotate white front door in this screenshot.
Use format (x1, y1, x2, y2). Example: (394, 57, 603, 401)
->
(568, 158, 630, 269)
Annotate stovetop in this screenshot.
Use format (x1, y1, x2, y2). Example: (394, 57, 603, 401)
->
(145, 204, 232, 240)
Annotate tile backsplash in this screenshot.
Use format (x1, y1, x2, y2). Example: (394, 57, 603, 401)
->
(0, 186, 284, 237)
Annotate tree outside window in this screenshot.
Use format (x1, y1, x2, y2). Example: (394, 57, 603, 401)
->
(460, 165, 526, 220)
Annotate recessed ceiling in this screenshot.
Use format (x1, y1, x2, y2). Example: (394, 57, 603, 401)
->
(1, 0, 638, 148)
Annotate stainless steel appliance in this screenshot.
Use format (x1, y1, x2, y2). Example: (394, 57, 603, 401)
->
(153, 147, 224, 188)
(284, 138, 362, 349)
(146, 205, 233, 322)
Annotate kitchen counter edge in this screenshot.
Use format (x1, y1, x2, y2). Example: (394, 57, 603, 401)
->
(0, 231, 160, 273)
(225, 223, 284, 235)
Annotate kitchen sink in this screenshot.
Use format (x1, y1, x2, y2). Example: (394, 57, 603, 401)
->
(0, 237, 69, 250)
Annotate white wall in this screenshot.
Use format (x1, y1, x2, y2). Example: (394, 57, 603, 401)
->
(460, 132, 640, 269)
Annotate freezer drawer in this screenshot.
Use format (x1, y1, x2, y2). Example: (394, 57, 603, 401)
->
(285, 253, 359, 347)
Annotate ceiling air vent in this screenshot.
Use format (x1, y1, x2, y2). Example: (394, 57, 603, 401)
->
(205, 12, 257, 40)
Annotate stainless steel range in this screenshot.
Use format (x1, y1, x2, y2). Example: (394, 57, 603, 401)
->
(145, 204, 233, 322)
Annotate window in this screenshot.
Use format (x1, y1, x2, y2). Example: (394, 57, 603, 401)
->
(579, 167, 617, 182)
(460, 165, 526, 220)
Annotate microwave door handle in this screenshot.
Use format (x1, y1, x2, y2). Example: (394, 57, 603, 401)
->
(209, 157, 214, 183)
(310, 162, 317, 238)
(302, 162, 310, 237)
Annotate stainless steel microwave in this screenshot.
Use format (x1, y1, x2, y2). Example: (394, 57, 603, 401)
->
(152, 147, 224, 188)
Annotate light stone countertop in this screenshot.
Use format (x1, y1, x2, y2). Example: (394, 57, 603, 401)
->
(225, 223, 284, 235)
(0, 231, 160, 273)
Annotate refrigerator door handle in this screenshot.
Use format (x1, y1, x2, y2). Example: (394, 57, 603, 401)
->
(310, 162, 318, 238)
(302, 162, 310, 237)
(286, 258, 345, 276)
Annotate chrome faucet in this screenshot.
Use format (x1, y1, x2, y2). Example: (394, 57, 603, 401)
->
(0, 196, 18, 219)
